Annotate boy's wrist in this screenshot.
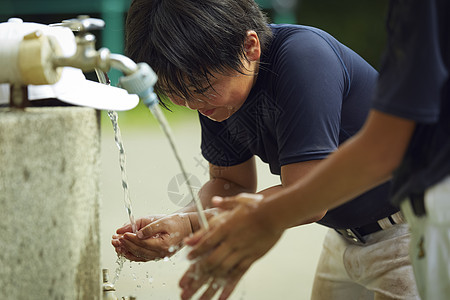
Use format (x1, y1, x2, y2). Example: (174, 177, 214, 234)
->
(186, 213, 195, 234)
(186, 208, 220, 233)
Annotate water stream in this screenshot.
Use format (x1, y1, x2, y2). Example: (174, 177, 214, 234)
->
(147, 104, 209, 230)
(108, 110, 138, 234)
(107, 110, 137, 284)
(95, 70, 134, 284)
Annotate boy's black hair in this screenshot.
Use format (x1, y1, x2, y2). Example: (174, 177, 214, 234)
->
(125, 0, 272, 104)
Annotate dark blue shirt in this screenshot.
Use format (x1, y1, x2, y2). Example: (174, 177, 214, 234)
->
(200, 24, 398, 228)
(372, 0, 450, 206)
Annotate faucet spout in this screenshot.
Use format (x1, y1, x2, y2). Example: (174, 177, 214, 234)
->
(110, 54, 138, 76)
(52, 32, 112, 73)
(51, 16, 138, 75)
(52, 34, 138, 76)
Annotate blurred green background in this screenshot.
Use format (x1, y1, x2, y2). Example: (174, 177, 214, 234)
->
(1, 0, 389, 129)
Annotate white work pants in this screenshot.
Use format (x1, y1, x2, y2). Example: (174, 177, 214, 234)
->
(401, 175, 450, 300)
(311, 224, 420, 299)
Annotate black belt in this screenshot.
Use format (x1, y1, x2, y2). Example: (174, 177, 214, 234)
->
(335, 211, 405, 245)
(410, 192, 426, 217)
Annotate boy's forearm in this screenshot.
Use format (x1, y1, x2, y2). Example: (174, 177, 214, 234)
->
(178, 177, 255, 214)
(198, 177, 255, 208)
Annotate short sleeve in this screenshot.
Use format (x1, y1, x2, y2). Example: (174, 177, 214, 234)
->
(272, 29, 347, 166)
(372, 0, 447, 123)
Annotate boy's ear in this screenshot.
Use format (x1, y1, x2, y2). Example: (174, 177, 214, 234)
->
(244, 30, 261, 61)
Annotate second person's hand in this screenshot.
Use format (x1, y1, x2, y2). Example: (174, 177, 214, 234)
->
(179, 193, 284, 300)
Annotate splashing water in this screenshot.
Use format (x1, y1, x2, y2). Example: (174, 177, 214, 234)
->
(148, 104, 209, 229)
(108, 110, 138, 234)
(112, 255, 127, 285)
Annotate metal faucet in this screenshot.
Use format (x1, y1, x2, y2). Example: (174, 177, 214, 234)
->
(51, 15, 137, 76)
(51, 15, 158, 108)
(4, 15, 156, 109)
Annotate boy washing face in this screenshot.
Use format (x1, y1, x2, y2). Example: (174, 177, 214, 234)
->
(112, 1, 421, 299)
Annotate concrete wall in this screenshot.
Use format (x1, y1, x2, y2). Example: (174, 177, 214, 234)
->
(0, 107, 101, 299)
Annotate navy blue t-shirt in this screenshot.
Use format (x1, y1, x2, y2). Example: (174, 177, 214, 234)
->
(372, 0, 450, 206)
(200, 24, 398, 229)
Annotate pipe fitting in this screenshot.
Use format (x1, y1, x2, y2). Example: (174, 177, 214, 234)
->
(119, 63, 158, 107)
(102, 269, 118, 300)
(18, 30, 62, 85)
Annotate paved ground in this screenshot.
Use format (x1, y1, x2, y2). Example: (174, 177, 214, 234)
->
(100, 115, 327, 299)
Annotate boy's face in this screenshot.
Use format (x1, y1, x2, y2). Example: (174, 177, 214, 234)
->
(168, 61, 257, 122)
(168, 30, 261, 122)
